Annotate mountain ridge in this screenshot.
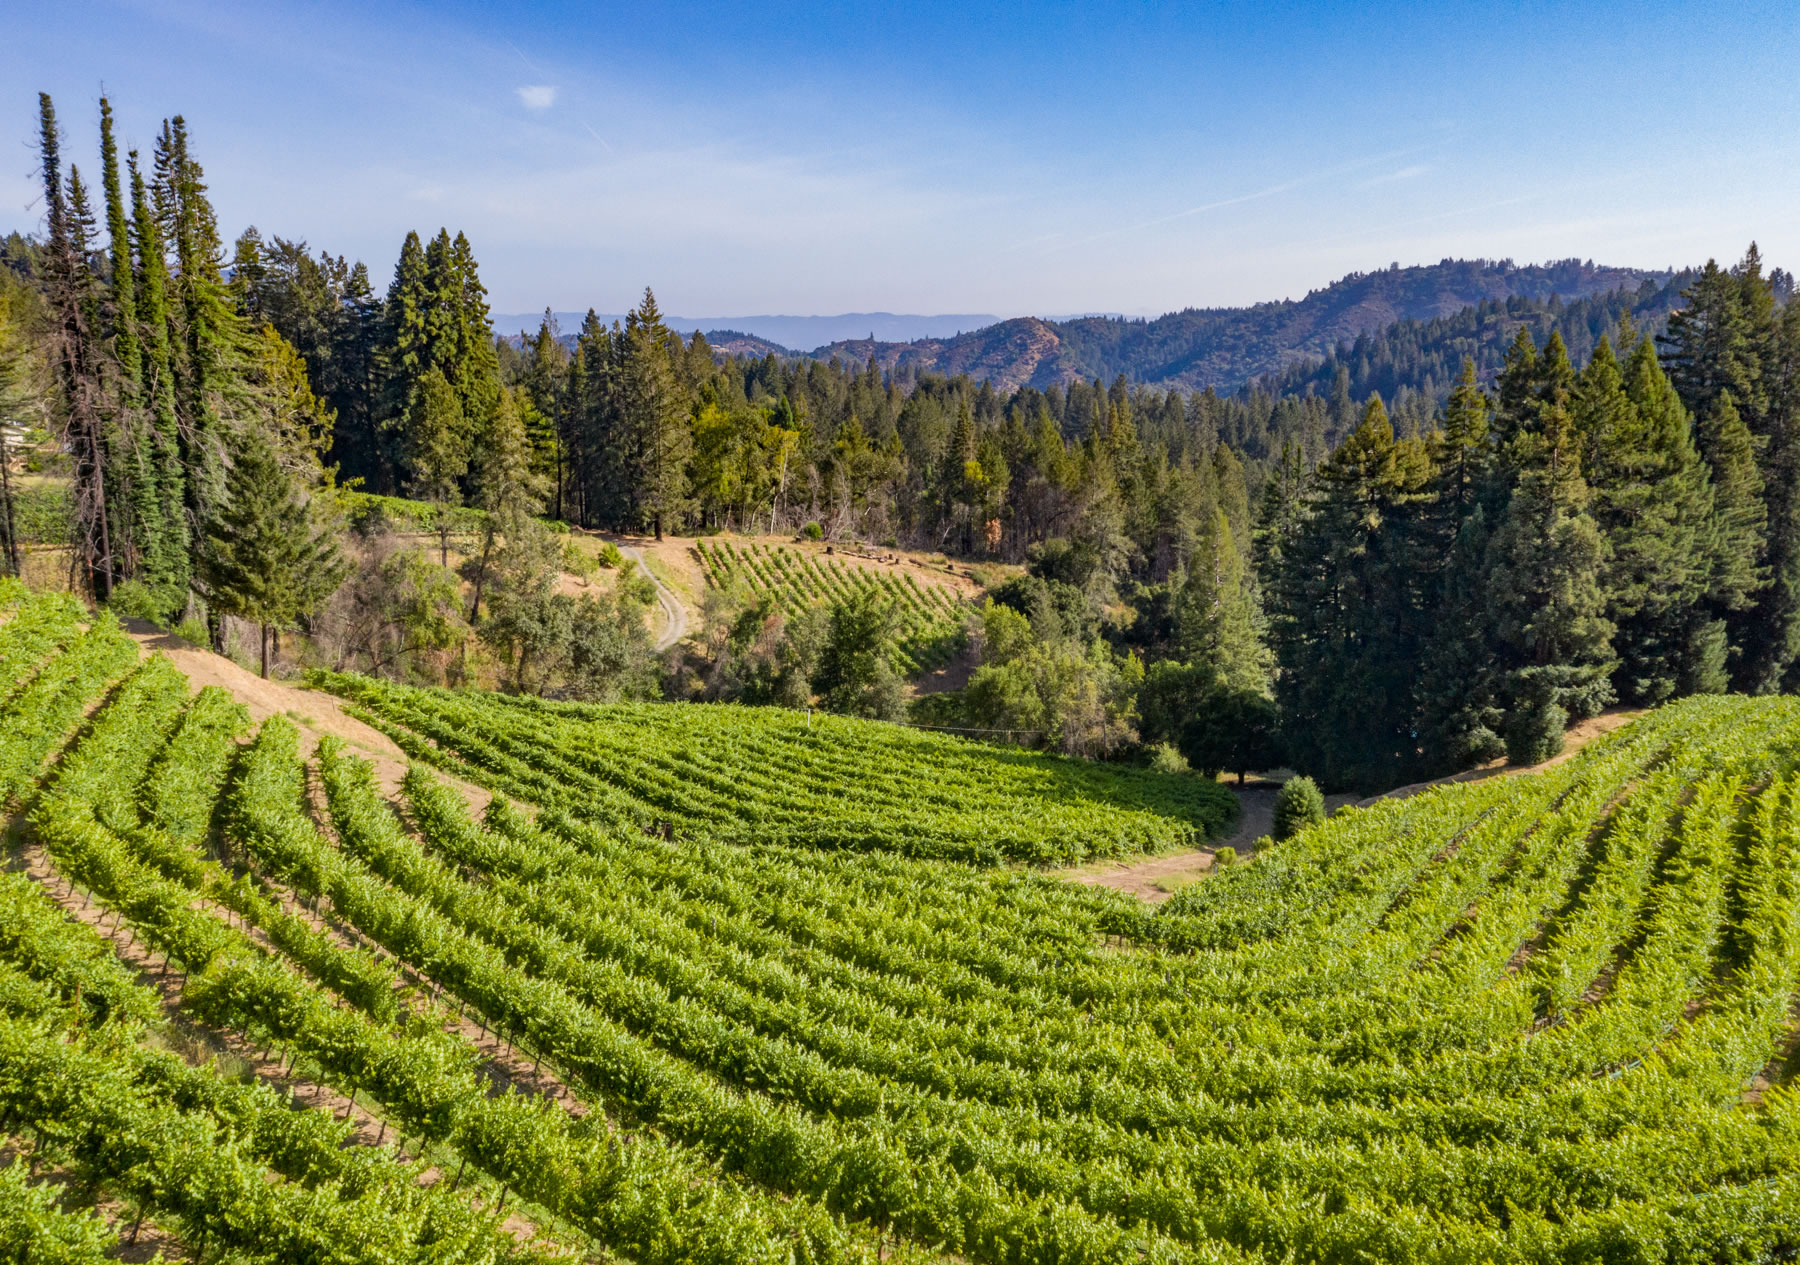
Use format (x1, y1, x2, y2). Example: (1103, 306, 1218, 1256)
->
(799, 259, 1676, 392)
(490, 310, 1002, 350)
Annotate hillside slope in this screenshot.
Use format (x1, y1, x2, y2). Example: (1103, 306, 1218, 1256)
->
(8, 585, 1800, 1264)
(806, 258, 1672, 391)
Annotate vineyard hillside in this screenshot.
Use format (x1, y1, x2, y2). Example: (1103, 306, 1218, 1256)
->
(312, 671, 1236, 863)
(2, 582, 1800, 1264)
(686, 533, 989, 676)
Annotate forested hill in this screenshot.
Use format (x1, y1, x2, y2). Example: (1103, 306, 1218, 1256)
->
(813, 258, 1674, 391)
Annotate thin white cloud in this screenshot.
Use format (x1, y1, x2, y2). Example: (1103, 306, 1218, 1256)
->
(1359, 164, 1430, 188)
(517, 84, 557, 110)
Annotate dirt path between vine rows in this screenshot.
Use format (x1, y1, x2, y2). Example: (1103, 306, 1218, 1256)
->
(119, 619, 488, 811)
(1066, 708, 1646, 905)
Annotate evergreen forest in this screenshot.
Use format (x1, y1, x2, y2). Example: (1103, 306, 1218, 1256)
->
(5, 92, 1800, 792)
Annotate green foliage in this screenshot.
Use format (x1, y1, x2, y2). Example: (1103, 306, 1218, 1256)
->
(1504, 697, 1567, 765)
(1179, 687, 1281, 783)
(1174, 508, 1267, 693)
(1135, 659, 1217, 747)
(1212, 845, 1236, 866)
(1271, 775, 1325, 840)
(802, 519, 824, 540)
(694, 539, 966, 676)
(813, 588, 906, 720)
(1146, 742, 1189, 775)
(8, 589, 1800, 1265)
(318, 669, 1234, 862)
(200, 431, 347, 673)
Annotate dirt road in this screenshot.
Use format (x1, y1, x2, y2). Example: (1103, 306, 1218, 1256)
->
(618, 544, 688, 650)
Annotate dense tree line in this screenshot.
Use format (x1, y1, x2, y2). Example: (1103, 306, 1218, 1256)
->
(1259, 250, 1800, 788)
(8, 92, 1797, 787)
(21, 92, 344, 655)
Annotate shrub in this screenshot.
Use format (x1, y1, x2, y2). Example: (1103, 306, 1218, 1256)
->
(1213, 845, 1237, 866)
(1272, 776, 1324, 841)
(802, 521, 824, 541)
(1504, 700, 1567, 766)
(562, 540, 598, 584)
(106, 579, 174, 627)
(1148, 742, 1190, 775)
(595, 541, 624, 569)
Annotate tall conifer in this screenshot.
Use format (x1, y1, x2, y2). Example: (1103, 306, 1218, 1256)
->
(1265, 397, 1431, 790)
(128, 150, 190, 609)
(39, 95, 115, 597)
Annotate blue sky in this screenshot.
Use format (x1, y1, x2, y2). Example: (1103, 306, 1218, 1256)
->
(5, 1, 1799, 317)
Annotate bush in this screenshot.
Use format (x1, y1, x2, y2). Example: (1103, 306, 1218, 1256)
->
(1213, 845, 1237, 866)
(1504, 700, 1567, 766)
(562, 540, 598, 584)
(1272, 776, 1324, 841)
(802, 521, 824, 541)
(1148, 742, 1190, 775)
(595, 541, 624, 569)
(106, 579, 176, 627)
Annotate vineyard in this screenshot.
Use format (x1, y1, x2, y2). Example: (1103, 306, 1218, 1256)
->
(692, 538, 968, 674)
(311, 671, 1237, 863)
(3, 580, 1800, 1263)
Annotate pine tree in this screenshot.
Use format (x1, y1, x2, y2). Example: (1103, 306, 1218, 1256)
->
(1660, 260, 1764, 428)
(472, 387, 544, 518)
(405, 365, 467, 559)
(1698, 391, 1768, 621)
(1492, 326, 1539, 452)
(1414, 506, 1505, 771)
(154, 115, 237, 526)
(39, 94, 115, 598)
(1484, 394, 1615, 763)
(200, 432, 346, 677)
(463, 387, 547, 623)
(127, 149, 190, 611)
(1264, 397, 1432, 790)
(379, 230, 429, 474)
(623, 288, 691, 539)
(1175, 508, 1267, 694)
(447, 231, 501, 430)
(97, 98, 138, 411)
(1768, 300, 1800, 691)
(1413, 359, 1503, 773)
(525, 311, 569, 515)
(1581, 336, 1717, 701)
(1430, 358, 1493, 525)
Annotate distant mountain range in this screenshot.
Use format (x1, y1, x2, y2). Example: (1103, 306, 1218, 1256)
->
(499, 260, 1685, 394)
(490, 311, 1005, 349)
(803, 260, 1677, 392)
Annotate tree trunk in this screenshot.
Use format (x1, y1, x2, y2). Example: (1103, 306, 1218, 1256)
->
(260, 624, 270, 678)
(0, 422, 19, 576)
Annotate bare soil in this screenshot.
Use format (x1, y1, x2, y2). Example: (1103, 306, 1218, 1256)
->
(1066, 708, 1647, 906)
(121, 619, 488, 809)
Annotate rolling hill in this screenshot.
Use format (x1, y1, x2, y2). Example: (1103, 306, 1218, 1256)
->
(8, 577, 1797, 1264)
(809, 258, 1674, 391)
